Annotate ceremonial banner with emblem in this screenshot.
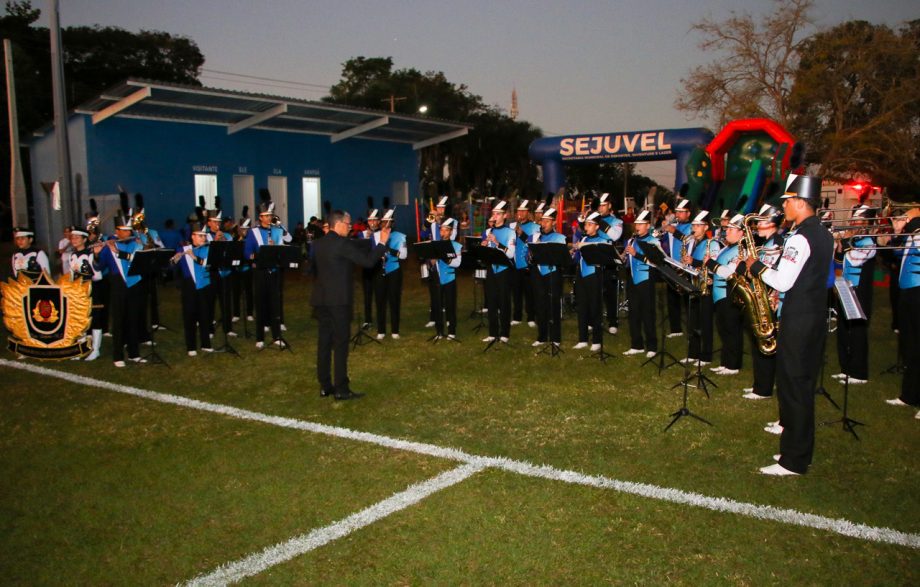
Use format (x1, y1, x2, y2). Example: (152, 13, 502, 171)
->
(1, 272, 92, 359)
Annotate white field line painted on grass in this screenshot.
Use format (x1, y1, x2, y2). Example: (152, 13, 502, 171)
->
(4, 359, 919, 551)
(186, 462, 485, 586)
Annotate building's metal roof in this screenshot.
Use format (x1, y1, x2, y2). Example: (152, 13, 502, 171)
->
(69, 78, 471, 150)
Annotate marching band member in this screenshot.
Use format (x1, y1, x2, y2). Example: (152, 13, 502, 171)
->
(596, 193, 624, 334)
(884, 202, 920, 412)
(358, 208, 381, 329)
(206, 208, 236, 339)
(744, 174, 834, 476)
(623, 210, 659, 357)
(99, 213, 146, 367)
(132, 196, 164, 334)
(662, 198, 693, 337)
(67, 225, 106, 360)
(680, 211, 720, 366)
(171, 223, 213, 356)
(831, 205, 877, 385)
(531, 207, 566, 347)
(512, 199, 538, 327)
(481, 200, 516, 343)
(374, 209, 407, 339)
(704, 213, 746, 376)
(232, 216, 255, 324)
(56, 226, 73, 276)
(431, 218, 462, 339)
(243, 200, 289, 349)
(572, 212, 609, 351)
(741, 205, 784, 399)
(424, 197, 449, 328)
(12, 226, 50, 280)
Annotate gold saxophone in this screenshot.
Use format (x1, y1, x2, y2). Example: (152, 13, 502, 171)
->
(698, 236, 712, 296)
(728, 213, 777, 355)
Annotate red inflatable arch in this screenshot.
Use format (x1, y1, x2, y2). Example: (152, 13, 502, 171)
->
(705, 118, 796, 181)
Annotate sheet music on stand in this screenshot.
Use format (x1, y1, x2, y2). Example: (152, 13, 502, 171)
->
(834, 277, 867, 321)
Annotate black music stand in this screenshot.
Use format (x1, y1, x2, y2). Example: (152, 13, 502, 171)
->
(414, 239, 460, 343)
(671, 286, 717, 398)
(128, 249, 174, 366)
(468, 245, 513, 352)
(579, 243, 618, 362)
(209, 240, 245, 358)
(814, 303, 842, 410)
(463, 237, 487, 326)
(529, 242, 571, 357)
(642, 260, 689, 373)
(824, 278, 867, 439)
(350, 239, 379, 348)
(255, 245, 299, 352)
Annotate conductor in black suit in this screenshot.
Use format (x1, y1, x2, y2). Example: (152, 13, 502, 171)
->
(311, 210, 390, 400)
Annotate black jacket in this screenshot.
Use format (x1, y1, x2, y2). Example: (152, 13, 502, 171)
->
(310, 232, 386, 307)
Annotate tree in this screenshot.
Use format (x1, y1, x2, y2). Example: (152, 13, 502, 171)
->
(787, 20, 920, 191)
(675, 0, 814, 128)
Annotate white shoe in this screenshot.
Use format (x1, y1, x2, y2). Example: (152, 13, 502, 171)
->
(264, 326, 269, 332)
(85, 329, 102, 361)
(188, 350, 197, 357)
(391, 333, 400, 340)
(915, 410, 920, 420)
(201, 347, 214, 353)
(482, 336, 496, 343)
(447, 334, 456, 340)
(228, 331, 238, 337)
(646, 351, 657, 358)
(773, 454, 781, 462)
(247, 315, 254, 322)
(129, 357, 147, 364)
(742, 387, 754, 393)
(510, 320, 521, 326)
(764, 421, 783, 435)
(710, 366, 726, 373)
(743, 392, 770, 400)
(608, 326, 618, 335)
(84, 349, 100, 361)
(273, 340, 286, 348)
(590, 344, 601, 352)
(499, 336, 509, 343)
(697, 360, 711, 366)
(717, 368, 739, 376)
(232, 316, 240, 323)
(759, 463, 800, 476)
(667, 332, 683, 338)
(532, 340, 545, 347)
(679, 357, 693, 364)
(573, 342, 589, 350)
(885, 398, 910, 407)
(143, 340, 154, 346)
(113, 360, 126, 368)
(424, 321, 436, 328)
(830, 372, 846, 379)
(376, 333, 386, 340)
(528, 321, 536, 328)
(623, 348, 644, 356)
(255, 341, 265, 350)
(841, 377, 867, 384)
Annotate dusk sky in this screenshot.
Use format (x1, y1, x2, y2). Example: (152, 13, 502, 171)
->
(47, 0, 917, 186)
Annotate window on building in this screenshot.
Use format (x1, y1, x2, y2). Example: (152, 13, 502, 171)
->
(302, 177, 321, 223)
(194, 174, 218, 209)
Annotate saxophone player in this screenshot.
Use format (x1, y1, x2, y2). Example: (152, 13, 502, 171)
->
(680, 211, 720, 366)
(623, 210, 659, 357)
(703, 213, 746, 376)
(661, 198, 693, 337)
(743, 174, 834, 476)
(481, 200, 515, 344)
(741, 205, 785, 399)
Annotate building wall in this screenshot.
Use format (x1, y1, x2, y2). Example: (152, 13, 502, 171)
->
(29, 114, 421, 242)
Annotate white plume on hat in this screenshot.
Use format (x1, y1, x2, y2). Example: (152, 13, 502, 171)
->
(534, 202, 546, 214)
(518, 199, 530, 210)
(675, 199, 690, 211)
(634, 210, 651, 224)
(437, 196, 448, 208)
(720, 209, 730, 219)
(542, 207, 557, 219)
(728, 213, 745, 229)
(492, 200, 507, 212)
(599, 193, 610, 203)
(691, 211, 709, 224)
(585, 211, 602, 224)
(368, 209, 379, 220)
(442, 217, 457, 228)
(381, 209, 395, 221)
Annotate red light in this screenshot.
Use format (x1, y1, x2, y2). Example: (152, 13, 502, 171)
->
(851, 183, 863, 191)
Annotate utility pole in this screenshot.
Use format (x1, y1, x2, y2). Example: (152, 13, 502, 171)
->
(49, 0, 74, 242)
(381, 95, 406, 113)
(4, 39, 27, 228)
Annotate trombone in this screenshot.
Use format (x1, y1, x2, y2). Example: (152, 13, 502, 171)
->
(838, 229, 919, 251)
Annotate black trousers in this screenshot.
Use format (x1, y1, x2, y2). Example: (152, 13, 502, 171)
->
(687, 294, 714, 361)
(627, 279, 657, 351)
(232, 268, 254, 319)
(776, 311, 826, 474)
(362, 267, 376, 324)
(136, 279, 151, 343)
(534, 270, 563, 343)
(749, 329, 776, 396)
(427, 267, 439, 322)
(90, 278, 108, 331)
(374, 267, 403, 335)
(603, 268, 620, 328)
(898, 286, 920, 405)
(254, 268, 282, 342)
(485, 268, 512, 337)
(432, 279, 457, 336)
(181, 280, 212, 351)
(315, 304, 352, 393)
(512, 267, 534, 322)
(666, 284, 684, 334)
(835, 287, 873, 380)
(108, 276, 143, 361)
(146, 272, 160, 327)
(575, 273, 603, 343)
(715, 298, 744, 369)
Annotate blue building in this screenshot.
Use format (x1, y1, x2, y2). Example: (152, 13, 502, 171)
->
(28, 79, 469, 248)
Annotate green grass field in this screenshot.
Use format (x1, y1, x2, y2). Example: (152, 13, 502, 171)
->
(1, 267, 918, 585)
